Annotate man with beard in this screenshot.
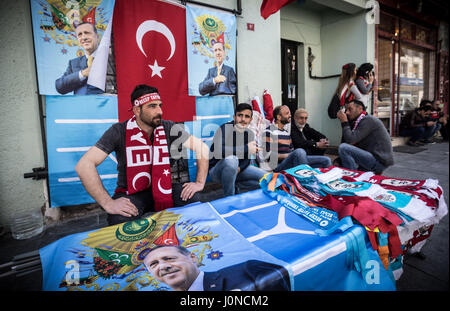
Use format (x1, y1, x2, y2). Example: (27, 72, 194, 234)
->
(264, 105, 331, 172)
(75, 84, 209, 225)
(208, 103, 266, 197)
(337, 99, 393, 174)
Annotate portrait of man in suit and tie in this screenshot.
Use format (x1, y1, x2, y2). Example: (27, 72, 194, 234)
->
(143, 245, 291, 291)
(55, 22, 104, 95)
(198, 41, 237, 96)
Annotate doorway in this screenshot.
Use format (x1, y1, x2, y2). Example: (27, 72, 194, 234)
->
(281, 39, 301, 116)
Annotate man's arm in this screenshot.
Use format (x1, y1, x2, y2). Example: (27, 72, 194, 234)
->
(179, 135, 209, 200)
(75, 146, 138, 217)
(198, 68, 216, 96)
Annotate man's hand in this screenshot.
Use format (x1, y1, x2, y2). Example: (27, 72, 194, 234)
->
(103, 197, 139, 217)
(214, 74, 227, 84)
(180, 182, 204, 201)
(337, 108, 348, 122)
(426, 121, 436, 127)
(81, 66, 91, 78)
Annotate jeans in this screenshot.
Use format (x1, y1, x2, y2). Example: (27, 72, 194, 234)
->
(399, 126, 435, 142)
(209, 155, 267, 197)
(274, 148, 332, 172)
(338, 143, 385, 173)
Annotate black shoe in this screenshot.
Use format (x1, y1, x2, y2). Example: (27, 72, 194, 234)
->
(419, 139, 431, 144)
(407, 140, 418, 146)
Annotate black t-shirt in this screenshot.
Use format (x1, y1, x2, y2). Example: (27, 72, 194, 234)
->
(95, 119, 189, 189)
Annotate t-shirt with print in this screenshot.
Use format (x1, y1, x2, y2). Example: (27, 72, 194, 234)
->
(95, 119, 190, 190)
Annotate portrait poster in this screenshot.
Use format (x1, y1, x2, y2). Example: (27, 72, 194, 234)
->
(30, 0, 115, 95)
(40, 200, 293, 291)
(46, 95, 118, 207)
(186, 4, 237, 97)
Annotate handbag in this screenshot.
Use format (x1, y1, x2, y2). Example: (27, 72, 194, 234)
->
(328, 93, 341, 119)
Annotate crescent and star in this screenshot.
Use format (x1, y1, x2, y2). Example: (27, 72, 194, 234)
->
(136, 20, 176, 79)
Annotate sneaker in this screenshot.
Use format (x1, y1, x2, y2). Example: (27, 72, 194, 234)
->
(419, 139, 432, 144)
(407, 140, 418, 146)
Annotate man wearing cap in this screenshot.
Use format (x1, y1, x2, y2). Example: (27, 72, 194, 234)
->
(75, 84, 209, 225)
(55, 22, 104, 95)
(198, 41, 236, 96)
(337, 99, 393, 174)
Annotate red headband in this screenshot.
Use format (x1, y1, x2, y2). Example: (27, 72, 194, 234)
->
(133, 93, 161, 108)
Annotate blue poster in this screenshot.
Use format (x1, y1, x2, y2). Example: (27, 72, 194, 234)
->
(184, 96, 234, 182)
(30, 0, 115, 95)
(186, 4, 237, 96)
(40, 201, 293, 291)
(46, 95, 118, 207)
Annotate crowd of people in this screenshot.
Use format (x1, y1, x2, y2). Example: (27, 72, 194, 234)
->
(75, 62, 448, 227)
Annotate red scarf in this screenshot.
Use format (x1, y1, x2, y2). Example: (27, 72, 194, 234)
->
(352, 111, 367, 131)
(121, 116, 173, 212)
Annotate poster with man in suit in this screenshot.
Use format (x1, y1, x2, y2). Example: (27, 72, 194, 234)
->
(30, 0, 114, 95)
(186, 4, 237, 97)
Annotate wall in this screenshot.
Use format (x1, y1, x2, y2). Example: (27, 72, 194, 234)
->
(0, 0, 46, 228)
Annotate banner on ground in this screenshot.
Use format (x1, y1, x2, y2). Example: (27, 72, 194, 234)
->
(46, 95, 118, 207)
(30, 0, 115, 95)
(40, 201, 293, 291)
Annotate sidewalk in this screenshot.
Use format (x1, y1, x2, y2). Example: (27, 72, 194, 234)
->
(0, 141, 448, 291)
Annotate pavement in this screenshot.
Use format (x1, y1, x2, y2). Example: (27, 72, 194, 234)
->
(0, 141, 448, 291)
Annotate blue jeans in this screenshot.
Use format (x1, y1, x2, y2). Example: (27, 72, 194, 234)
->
(209, 156, 267, 197)
(399, 126, 435, 142)
(274, 148, 332, 172)
(338, 143, 385, 173)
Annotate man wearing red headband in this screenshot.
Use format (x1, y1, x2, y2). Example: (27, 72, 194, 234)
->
(75, 84, 209, 225)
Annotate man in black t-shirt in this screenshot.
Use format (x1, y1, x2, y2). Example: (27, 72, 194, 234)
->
(75, 85, 209, 225)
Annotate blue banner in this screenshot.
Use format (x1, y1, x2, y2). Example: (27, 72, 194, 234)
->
(46, 95, 118, 207)
(40, 200, 293, 291)
(186, 4, 237, 96)
(30, 0, 115, 95)
(40, 189, 396, 291)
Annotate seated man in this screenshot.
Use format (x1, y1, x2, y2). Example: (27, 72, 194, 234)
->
(291, 108, 329, 155)
(264, 105, 331, 172)
(75, 84, 209, 226)
(209, 103, 267, 197)
(399, 105, 435, 146)
(337, 100, 393, 174)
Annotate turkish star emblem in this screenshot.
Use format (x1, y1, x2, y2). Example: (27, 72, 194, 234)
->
(163, 169, 170, 176)
(148, 59, 165, 78)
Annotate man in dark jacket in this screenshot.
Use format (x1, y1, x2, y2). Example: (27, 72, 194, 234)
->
(337, 100, 393, 174)
(291, 108, 329, 155)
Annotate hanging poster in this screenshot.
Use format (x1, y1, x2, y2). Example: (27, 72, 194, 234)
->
(46, 95, 118, 207)
(186, 4, 237, 97)
(30, 0, 115, 95)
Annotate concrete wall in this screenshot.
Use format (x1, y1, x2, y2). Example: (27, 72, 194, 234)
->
(0, 0, 46, 227)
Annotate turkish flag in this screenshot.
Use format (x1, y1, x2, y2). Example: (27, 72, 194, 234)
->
(113, 0, 195, 122)
(260, 0, 296, 20)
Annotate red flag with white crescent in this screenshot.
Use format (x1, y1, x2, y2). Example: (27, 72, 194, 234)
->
(113, 0, 195, 122)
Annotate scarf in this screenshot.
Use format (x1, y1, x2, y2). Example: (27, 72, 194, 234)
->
(120, 116, 173, 212)
(352, 111, 367, 131)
